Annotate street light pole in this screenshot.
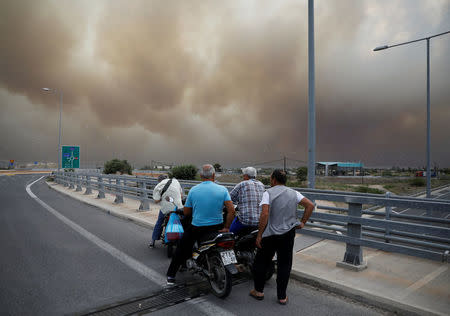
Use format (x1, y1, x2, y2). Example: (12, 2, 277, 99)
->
(43, 88, 63, 171)
(426, 38, 431, 198)
(307, 0, 316, 189)
(374, 30, 449, 198)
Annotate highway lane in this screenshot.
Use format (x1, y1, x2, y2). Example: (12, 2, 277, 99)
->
(393, 187, 450, 218)
(0, 174, 161, 315)
(0, 175, 386, 315)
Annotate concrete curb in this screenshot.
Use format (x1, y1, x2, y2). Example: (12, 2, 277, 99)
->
(289, 270, 441, 316)
(46, 181, 155, 231)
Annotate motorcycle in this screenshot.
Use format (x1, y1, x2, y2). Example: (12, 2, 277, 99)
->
(165, 197, 239, 298)
(160, 197, 187, 258)
(160, 210, 182, 258)
(234, 227, 275, 281)
(229, 207, 275, 281)
(185, 230, 238, 298)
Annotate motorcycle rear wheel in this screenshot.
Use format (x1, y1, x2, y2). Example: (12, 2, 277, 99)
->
(208, 254, 232, 298)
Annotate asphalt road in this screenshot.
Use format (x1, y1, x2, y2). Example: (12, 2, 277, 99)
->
(0, 174, 387, 316)
(393, 188, 450, 218)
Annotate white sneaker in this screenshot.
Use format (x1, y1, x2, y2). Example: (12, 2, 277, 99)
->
(166, 277, 176, 286)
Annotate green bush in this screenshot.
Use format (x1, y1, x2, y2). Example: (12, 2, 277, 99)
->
(410, 178, 425, 187)
(169, 164, 198, 180)
(64, 168, 75, 172)
(354, 186, 384, 194)
(296, 167, 308, 182)
(257, 176, 270, 186)
(382, 170, 393, 177)
(103, 159, 132, 175)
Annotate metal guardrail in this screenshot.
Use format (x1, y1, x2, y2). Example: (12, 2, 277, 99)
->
(53, 171, 450, 264)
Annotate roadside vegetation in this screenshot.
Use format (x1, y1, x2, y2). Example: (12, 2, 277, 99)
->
(169, 164, 198, 180)
(215, 169, 450, 197)
(104, 159, 132, 175)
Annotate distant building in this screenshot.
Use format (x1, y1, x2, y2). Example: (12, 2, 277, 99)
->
(316, 162, 364, 176)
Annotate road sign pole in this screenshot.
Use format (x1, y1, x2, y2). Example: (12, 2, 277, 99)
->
(58, 91, 63, 171)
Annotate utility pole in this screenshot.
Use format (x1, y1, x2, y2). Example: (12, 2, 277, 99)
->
(283, 156, 287, 172)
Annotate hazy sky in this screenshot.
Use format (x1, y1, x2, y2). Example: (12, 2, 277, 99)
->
(0, 0, 449, 168)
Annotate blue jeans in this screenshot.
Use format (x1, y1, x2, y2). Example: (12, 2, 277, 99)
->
(152, 210, 166, 242)
(229, 217, 254, 235)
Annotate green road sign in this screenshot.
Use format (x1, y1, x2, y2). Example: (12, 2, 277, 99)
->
(62, 146, 80, 168)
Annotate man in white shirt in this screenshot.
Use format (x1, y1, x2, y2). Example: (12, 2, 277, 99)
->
(149, 174, 184, 248)
(249, 169, 314, 304)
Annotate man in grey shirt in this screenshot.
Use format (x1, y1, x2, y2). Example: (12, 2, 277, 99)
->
(249, 169, 314, 305)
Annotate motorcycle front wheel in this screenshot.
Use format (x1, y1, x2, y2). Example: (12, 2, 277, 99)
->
(208, 254, 232, 298)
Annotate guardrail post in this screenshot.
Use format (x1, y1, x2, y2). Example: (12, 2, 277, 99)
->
(385, 192, 391, 243)
(69, 173, 75, 189)
(64, 173, 70, 187)
(138, 180, 150, 211)
(75, 173, 82, 192)
(337, 202, 367, 271)
(84, 175, 92, 195)
(97, 175, 105, 199)
(114, 178, 124, 204)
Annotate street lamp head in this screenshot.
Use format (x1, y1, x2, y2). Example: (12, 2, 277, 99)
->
(373, 45, 389, 51)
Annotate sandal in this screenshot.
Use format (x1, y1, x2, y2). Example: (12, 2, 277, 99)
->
(278, 297, 288, 305)
(249, 289, 264, 301)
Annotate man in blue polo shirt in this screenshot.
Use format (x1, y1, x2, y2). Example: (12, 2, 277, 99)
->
(166, 164, 235, 285)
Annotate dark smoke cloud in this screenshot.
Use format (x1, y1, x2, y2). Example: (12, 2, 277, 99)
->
(0, 0, 449, 167)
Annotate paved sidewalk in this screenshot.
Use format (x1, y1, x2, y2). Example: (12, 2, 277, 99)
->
(47, 181, 449, 316)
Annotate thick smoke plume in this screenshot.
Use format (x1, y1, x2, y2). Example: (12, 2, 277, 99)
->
(0, 0, 449, 167)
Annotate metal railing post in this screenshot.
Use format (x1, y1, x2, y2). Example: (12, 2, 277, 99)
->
(75, 173, 82, 192)
(97, 175, 105, 199)
(64, 172, 69, 187)
(69, 172, 75, 189)
(138, 180, 149, 211)
(337, 202, 367, 271)
(84, 175, 92, 195)
(114, 177, 124, 204)
(385, 192, 391, 243)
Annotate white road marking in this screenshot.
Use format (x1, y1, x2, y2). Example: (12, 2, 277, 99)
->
(26, 177, 235, 315)
(26, 176, 165, 284)
(186, 297, 236, 316)
(445, 213, 450, 219)
(398, 265, 448, 300)
(398, 208, 411, 214)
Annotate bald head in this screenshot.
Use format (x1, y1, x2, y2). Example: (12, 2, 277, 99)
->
(200, 164, 215, 180)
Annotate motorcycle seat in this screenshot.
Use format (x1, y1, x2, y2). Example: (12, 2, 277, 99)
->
(198, 231, 234, 246)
